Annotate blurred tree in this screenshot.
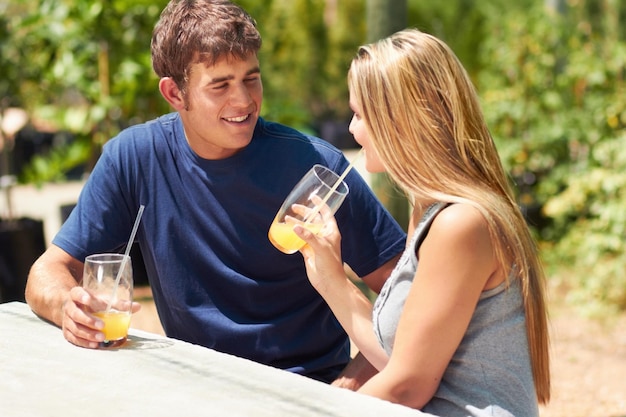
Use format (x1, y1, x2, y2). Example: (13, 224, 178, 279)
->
(479, 0, 626, 315)
(3, 0, 626, 314)
(2, 0, 527, 183)
(1, 0, 169, 184)
(238, 0, 365, 135)
(365, 0, 410, 231)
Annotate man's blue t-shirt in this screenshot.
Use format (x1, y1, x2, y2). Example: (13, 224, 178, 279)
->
(54, 113, 406, 382)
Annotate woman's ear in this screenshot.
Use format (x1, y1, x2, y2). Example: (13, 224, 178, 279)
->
(159, 77, 186, 111)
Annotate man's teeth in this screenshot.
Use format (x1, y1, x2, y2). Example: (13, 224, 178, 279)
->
(225, 115, 249, 122)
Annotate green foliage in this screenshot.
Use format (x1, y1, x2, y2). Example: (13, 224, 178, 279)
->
(239, 0, 365, 130)
(20, 137, 91, 186)
(1, 0, 169, 182)
(407, 0, 485, 77)
(479, 2, 626, 316)
(2, 0, 626, 314)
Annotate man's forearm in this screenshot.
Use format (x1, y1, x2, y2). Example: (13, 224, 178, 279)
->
(25, 247, 82, 327)
(332, 351, 379, 391)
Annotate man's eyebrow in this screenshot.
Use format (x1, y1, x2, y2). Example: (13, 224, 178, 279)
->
(208, 66, 261, 85)
(247, 66, 261, 76)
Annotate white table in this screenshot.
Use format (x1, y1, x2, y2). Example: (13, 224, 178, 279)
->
(0, 302, 424, 417)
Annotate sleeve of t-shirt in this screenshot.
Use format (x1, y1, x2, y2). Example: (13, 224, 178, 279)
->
(52, 138, 138, 262)
(334, 165, 406, 279)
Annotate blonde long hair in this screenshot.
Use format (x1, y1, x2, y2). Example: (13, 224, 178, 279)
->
(348, 28, 550, 404)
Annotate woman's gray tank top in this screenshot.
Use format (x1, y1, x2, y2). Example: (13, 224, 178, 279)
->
(372, 203, 539, 417)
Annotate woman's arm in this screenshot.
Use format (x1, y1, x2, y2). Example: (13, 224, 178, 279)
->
(330, 253, 402, 389)
(294, 215, 390, 370)
(358, 203, 503, 409)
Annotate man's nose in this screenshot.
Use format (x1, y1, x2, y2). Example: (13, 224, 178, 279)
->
(229, 83, 253, 106)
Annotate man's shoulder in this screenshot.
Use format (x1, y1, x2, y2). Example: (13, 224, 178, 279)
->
(255, 117, 342, 154)
(106, 113, 179, 149)
(121, 112, 178, 136)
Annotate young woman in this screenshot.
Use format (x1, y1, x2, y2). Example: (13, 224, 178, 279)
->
(294, 29, 550, 416)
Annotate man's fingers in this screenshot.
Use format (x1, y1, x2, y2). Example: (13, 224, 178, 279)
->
(63, 287, 105, 349)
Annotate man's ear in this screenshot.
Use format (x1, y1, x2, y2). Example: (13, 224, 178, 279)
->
(159, 77, 186, 111)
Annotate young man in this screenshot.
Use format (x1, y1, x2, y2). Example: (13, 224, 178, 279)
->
(25, 0, 405, 387)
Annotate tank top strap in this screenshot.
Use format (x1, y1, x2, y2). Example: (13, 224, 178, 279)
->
(410, 202, 451, 253)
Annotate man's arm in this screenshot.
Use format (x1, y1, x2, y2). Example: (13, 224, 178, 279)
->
(332, 351, 380, 390)
(25, 244, 111, 348)
(361, 253, 401, 294)
(25, 245, 83, 326)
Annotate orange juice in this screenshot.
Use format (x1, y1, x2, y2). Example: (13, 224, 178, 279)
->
(268, 221, 323, 254)
(93, 310, 131, 346)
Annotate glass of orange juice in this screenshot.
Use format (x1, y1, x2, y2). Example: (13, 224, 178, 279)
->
(268, 164, 349, 254)
(82, 253, 133, 348)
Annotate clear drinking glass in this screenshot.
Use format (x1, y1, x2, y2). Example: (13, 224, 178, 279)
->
(82, 253, 133, 348)
(268, 164, 349, 254)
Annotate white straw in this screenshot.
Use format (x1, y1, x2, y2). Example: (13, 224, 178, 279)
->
(304, 148, 363, 224)
(105, 205, 145, 312)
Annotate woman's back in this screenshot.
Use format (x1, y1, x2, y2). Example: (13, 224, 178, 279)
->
(373, 203, 538, 417)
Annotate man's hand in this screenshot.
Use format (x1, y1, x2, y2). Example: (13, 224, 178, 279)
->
(62, 286, 142, 349)
(25, 244, 141, 349)
(332, 351, 379, 391)
(62, 286, 106, 349)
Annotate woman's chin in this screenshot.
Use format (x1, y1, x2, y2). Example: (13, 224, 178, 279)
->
(365, 159, 386, 174)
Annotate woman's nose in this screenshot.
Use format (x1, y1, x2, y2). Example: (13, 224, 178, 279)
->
(348, 115, 356, 134)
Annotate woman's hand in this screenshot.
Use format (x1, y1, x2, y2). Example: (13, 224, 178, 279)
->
(292, 202, 345, 291)
(293, 201, 390, 371)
